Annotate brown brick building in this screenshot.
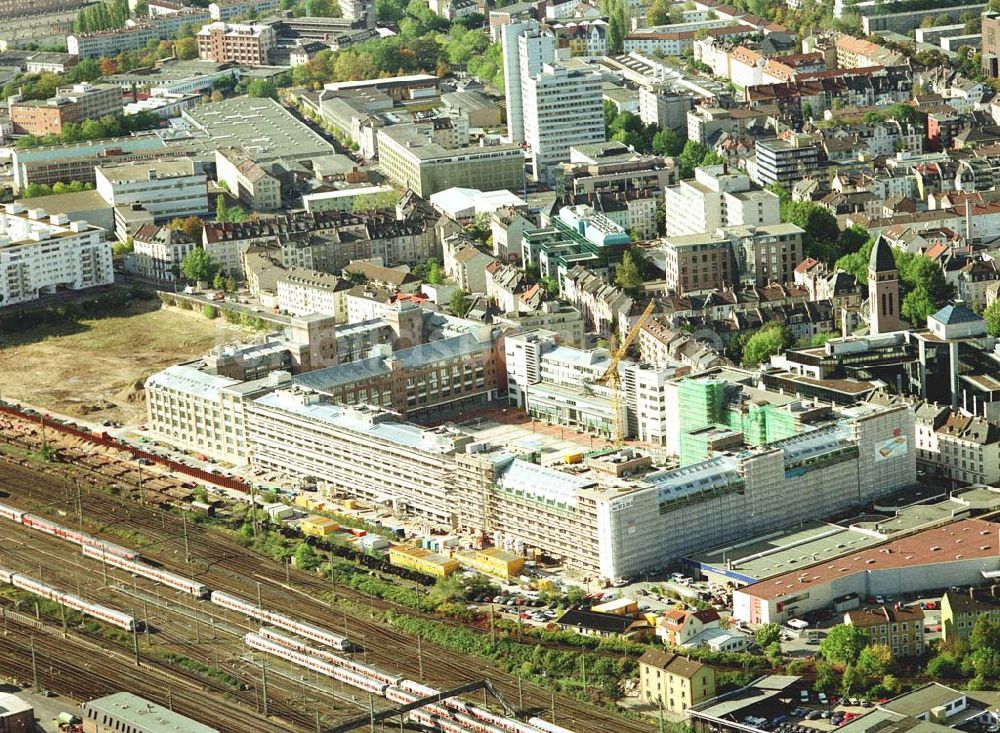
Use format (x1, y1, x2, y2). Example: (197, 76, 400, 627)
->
(196, 21, 276, 65)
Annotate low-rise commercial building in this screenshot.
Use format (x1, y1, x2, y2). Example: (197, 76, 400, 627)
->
(83, 692, 219, 733)
(389, 545, 460, 577)
(734, 519, 1000, 624)
(0, 203, 112, 307)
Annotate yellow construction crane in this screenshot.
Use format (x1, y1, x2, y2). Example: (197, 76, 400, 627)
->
(597, 300, 656, 447)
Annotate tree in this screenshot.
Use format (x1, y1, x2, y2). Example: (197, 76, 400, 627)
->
(926, 652, 961, 678)
(212, 272, 226, 291)
(857, 644, 894, 680)
(652, 128, 684, 157)
(449, 289, 471, 317)
(969, 615, 1000, 651)
(820, 625, 870, 666)
(427, 258, 443, 284)
(294, 542, 320, 571)
(814, 661, 840, 692)
(741, 323, 792, 367)
(247, 79, 279, 100)
(755, 623, 782, 648)
(181, 247, 219, 283)
(984, 299, 1000, 336)
(170, 216, 204, 241)
(783, 201, 841, 261)
(678, 139, 709, 177)
(615, 251, 644, 294)
(901, 283, 936, 325)
(175, 37, 198, 60)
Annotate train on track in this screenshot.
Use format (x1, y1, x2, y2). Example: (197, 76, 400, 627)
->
(80, 544, 210, 598)
(528, 718, 576, 733)
(0, 565, 136, 632)
(0, 501, 138, 560)
(0, 503, 577, 733)
(247, 627, 563, 733)
(211, 591, 350, 650)
(258, 627, 400, 686)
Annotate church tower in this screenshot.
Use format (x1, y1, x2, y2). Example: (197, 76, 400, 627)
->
(868, 236, 899, 335)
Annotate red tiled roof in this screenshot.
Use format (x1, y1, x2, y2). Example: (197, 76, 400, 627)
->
(740, 519, 999, 601)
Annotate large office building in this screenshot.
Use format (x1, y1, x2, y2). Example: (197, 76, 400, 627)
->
(749, 135, 823, 188)
(502, 20, 605, 182)
(246, 389, 471, 525)
(453, 398, 915, 580)
(95, 158, 209, 234)
(663, 165, 781, 238)
(0, 204, 112, 308)
(522, 64, 605, 183)
(376, 124, 524, 197)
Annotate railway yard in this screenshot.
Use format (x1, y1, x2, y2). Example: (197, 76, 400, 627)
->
(0, 411, 652, 733)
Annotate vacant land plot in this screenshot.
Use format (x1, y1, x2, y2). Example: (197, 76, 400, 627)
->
(0, 302, 241, 425)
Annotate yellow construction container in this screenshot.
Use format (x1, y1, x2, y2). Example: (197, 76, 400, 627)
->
(343, 499, 358, 510)
(563, 452, 584, 465)
(389, 546, 459, 577)
(457, 548, 525, 579)
(294, 495, 312, 508)
(300, 516, 340, 538)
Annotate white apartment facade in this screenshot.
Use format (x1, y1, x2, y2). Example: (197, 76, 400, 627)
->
(215, 147, 282, 211)
(275, 269, 350, 320)
(132, 224, 198, 282)
(0, 204, 112, 307)
(523, 63, 605, 183)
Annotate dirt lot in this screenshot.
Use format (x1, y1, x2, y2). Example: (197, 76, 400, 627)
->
(0, 302, 242, 425)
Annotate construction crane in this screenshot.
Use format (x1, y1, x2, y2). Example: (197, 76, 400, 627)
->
(597, 299, 656, 447)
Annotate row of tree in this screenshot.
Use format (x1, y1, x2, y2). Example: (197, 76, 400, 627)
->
(22, 180, 94, 198)
(74, 0, 129, 34)
(15, 112, 161, 150)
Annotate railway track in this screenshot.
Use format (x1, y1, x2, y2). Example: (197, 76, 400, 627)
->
(0, 520, 390, 732)
(0, 613, 299, 733)
(0, 439, 652, 733)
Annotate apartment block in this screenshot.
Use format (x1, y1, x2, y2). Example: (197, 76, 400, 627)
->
(275, 268, 351, 320)
(0, 204, 112, 307)
(845, 607, 925, 656)
(215, 147, 282, 211)
(664, 165, 780, 238)
(9, 83, 123, 136)
(196, 22, 276, 65)
(132, 224, 198, 282)
(941, 589, 1000, 643)
(639, 650, 715, 714)
(750, 136, 822, 188)
(209, 0, 281, 21)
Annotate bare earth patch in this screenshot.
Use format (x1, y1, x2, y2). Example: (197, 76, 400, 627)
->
(0, 304, 243, 425)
